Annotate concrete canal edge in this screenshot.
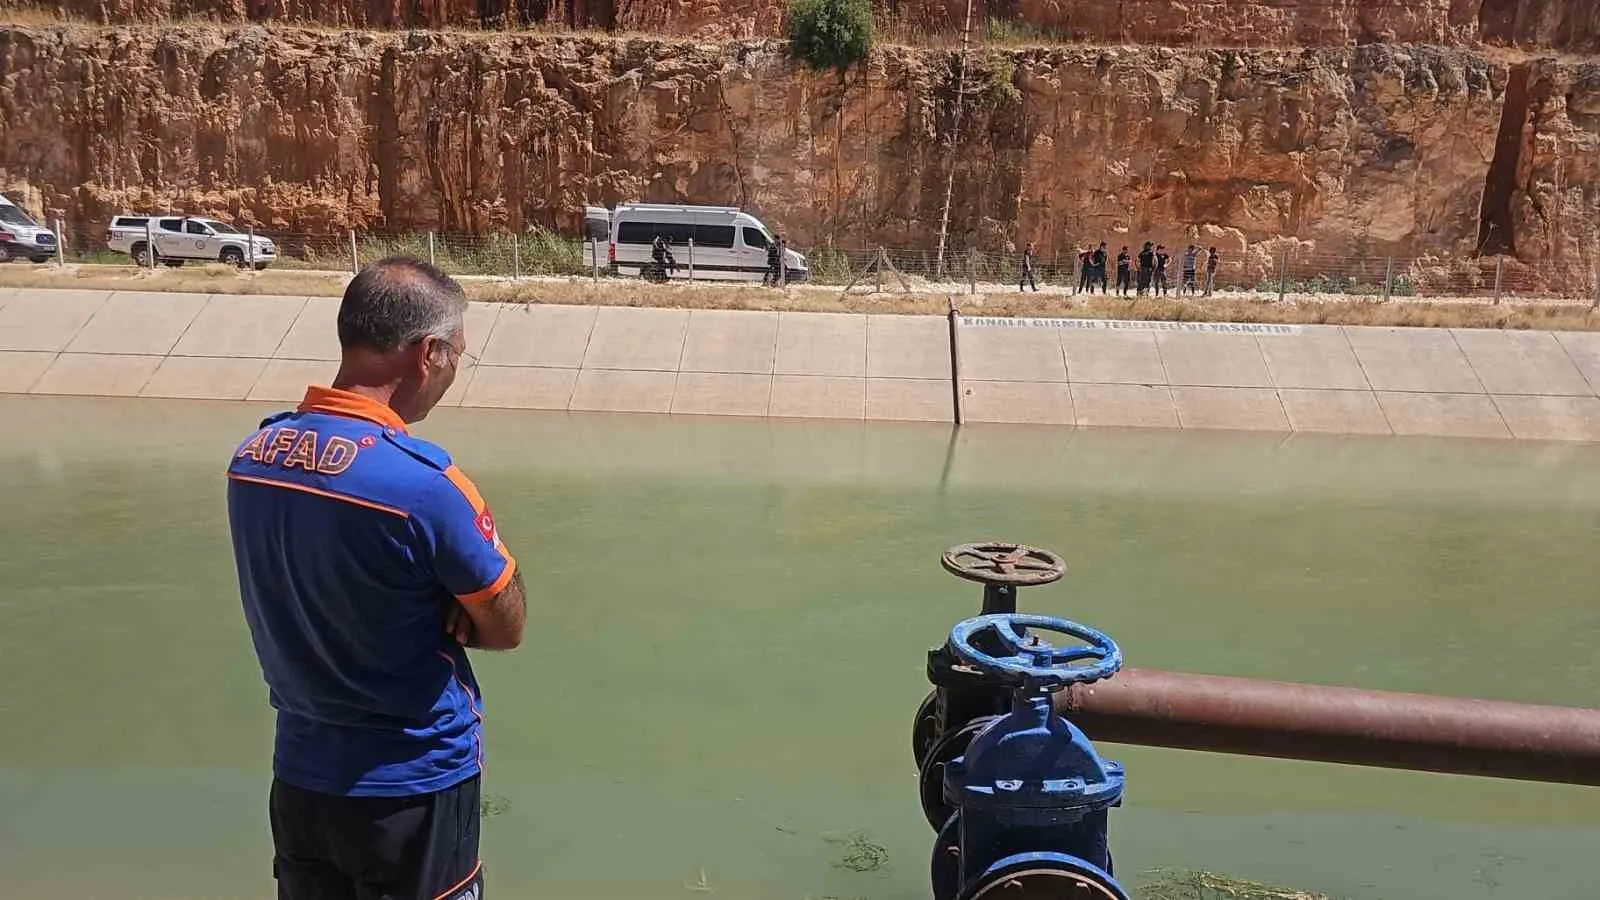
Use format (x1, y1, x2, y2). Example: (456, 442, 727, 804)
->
(2, 287, 1600, 441)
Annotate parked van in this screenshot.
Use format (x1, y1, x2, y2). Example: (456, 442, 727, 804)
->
(0, 195, 58, 263)
(606, 203, 807, 283)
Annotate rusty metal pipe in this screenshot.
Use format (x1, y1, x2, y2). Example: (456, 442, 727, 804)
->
(1056, 668, 1600, 787)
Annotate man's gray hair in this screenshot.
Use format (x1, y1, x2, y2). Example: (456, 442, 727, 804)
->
(336, 256, 468, 353)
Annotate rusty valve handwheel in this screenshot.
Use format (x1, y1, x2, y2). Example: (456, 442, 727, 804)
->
(941, 542, 1065, 587)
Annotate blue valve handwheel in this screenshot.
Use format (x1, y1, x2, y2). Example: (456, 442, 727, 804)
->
(947, 614, 1121, 687)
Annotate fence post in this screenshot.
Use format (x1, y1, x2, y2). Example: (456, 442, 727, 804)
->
(248, 225, 256, 270)
(876, 247, 884, 294)
(969, 247, 977, 295)
(1492, 256, 1504, 305)
(591, 238, 599, 282)
(54, 217, 65, 266)
(144, 219, 155, 268)
(512, 233, 520, 280)
(688, 237, 695, 282)
(428, 230, 436, 268)
(1277, 247, 1289, 303)
(1591, 263, 1599, 311)
(349, 230, 359, 275)
(1382, 256, 1394, 302)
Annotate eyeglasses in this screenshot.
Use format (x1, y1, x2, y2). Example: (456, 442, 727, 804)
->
(415, 336, 479, 368)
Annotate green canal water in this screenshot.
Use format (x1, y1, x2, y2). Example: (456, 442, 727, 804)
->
(2, 395, 1599, 899)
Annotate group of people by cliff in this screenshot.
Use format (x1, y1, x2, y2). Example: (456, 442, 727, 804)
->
(1018, 241, 1220, 297)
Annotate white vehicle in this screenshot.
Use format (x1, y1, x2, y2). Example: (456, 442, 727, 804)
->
(105, 214, 277, 269)
(0, 195, 58, 263)
(604, 203, 807, 283)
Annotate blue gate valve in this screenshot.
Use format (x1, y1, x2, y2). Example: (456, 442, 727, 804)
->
(931, 614, 1130, 900)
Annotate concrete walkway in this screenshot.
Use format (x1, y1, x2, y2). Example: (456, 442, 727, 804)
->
(1, 288, 1598, 441)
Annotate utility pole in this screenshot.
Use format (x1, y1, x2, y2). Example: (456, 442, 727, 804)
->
(933, 0, 975, 281)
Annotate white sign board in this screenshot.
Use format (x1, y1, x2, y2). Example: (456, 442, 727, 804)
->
(958, 316, 1303, 335)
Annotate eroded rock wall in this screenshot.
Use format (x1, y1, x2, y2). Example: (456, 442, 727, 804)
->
(1, 26, 1596, 280)
(4, 0, 1596, 52)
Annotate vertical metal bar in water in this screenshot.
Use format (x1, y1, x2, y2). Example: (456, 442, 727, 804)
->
(947, 298, 965, 426)
(1493, 256, 1504, 304)
(349, 230, 359, 275)
(1382, 256, 1394, 302)
(981, 584, 1017, 615)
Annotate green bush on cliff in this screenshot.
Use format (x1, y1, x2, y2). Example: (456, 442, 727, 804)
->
(787, 0, 873, 72)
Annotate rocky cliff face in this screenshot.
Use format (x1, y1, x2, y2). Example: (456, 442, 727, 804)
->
(6, 0, 1597, 52)
(0, 25, 1596, 281)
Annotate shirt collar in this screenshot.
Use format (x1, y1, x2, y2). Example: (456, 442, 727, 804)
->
(297, 386, 409, 433)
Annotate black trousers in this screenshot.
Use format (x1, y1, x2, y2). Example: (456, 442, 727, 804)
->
(1115, 268, 1131, 293)
(270, 776, 483, 900)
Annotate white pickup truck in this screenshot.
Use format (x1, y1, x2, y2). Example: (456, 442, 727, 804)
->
(106, 215, 277, 269)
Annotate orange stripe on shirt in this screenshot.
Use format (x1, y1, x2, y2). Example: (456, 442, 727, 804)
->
(442, 465, 487, 514)
(441, 464, 517, 583)
(436, 651, 485, 772)
(457, 558, 516, 604)
(227, 473, 410, 518)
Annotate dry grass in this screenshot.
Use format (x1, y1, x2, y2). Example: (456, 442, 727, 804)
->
(4, 264, 1598, 331)
(0, 6, 77, 25)
(0, 262, 350, 296)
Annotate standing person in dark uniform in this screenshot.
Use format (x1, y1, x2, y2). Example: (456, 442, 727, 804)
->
(1076, 246, 1093, 294)
(1115, 246, 1132, 296)
(1204, 246, 1220, 296)
(1019, 241, 1039, 292)
(1136, 241, 1155, 295)
(228, 258, 525, 900)
(651, 234, 676, 282)
(1154, 244, 1171, 296)
(763, 234, 780, 287)
(1090, 241, 1109, 294)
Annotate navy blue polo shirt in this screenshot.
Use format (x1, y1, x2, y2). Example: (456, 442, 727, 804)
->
(226, 386, 517, 797)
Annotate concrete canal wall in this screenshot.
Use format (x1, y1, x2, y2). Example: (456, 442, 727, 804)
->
(1, 287, 1599, 442)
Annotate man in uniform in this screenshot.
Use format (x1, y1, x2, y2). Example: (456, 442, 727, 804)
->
(1019, 241, 1039, 292)
(227, 256, 526, 900)
(1090, 241, 1109, 293)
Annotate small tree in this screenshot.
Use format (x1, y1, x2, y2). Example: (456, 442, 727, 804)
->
(787, 0, 873, 72)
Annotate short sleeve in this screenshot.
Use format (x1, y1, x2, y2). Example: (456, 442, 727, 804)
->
(414, 465, 517, 603)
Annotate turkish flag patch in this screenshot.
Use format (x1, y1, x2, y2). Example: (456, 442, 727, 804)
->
(474, 509, 497, 542)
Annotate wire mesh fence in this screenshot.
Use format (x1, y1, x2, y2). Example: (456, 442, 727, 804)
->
(27, 221, 1600, 306)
